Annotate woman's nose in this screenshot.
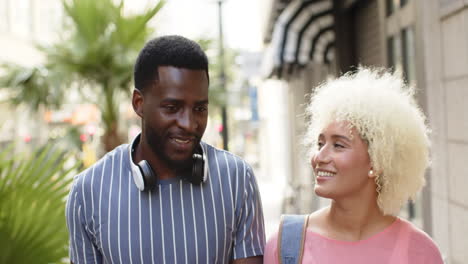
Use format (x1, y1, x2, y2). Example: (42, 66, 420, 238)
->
(314, 144, 331, 165)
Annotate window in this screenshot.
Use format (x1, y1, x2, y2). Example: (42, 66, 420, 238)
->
(387, 35, 403, 74)
(36, 1, 63, 43)
(10, 0, 32, 39)
(386, 0, 410, 16)
(401, 27, 416, 84)
(387, 36, 394, 67)
(387, 26, 415, 84)
(386, 0, 398, 16)
(0, 0, 10, 32)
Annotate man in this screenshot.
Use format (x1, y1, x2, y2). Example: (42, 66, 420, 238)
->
(66, 35, 265, 264)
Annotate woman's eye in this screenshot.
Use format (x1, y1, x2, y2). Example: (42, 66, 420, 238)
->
(317, 142, 324, 149)
(334, 143, 345, 148)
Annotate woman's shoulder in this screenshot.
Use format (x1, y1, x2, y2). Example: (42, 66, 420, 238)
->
(398, 218, 437, 245)
(306, 207, 328, 233)
(398, 218, 444, 263)
(264, 231, 280, 264)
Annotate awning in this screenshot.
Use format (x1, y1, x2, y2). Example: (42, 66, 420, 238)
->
(263, 0, 335, 77)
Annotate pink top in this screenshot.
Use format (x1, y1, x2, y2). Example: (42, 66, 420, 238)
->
(264, 218, 444, 264)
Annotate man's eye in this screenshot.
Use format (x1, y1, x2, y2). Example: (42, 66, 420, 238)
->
(164, 105, 178, 111)
(195, 106, 208, 112)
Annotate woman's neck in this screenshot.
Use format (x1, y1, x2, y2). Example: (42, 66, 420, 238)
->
(324, 198, 396, 241)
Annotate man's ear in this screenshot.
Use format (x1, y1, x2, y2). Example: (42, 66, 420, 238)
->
(132, 89, 144, 118)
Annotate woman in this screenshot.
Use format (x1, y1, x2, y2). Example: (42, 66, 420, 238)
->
(264, 68, 444, 264)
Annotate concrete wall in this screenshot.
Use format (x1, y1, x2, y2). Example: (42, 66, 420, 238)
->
(418, 0, 468, 263)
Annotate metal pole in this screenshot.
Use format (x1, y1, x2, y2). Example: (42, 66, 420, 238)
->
(218, 0, 229, 150)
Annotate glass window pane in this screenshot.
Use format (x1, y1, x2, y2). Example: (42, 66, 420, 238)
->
(0, 0, 10, 32)
(387, 37, 394, 66)
(36, 1, 62, 43)
(387, 35, 402, 73)
(401, 27, 416, 84)
(386, 0, 400, 16)
(10, 0, 32, 39)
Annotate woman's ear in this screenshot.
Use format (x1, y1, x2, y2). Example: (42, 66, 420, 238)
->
(132, 89, 144, 118)
(368, 167, 382, 178)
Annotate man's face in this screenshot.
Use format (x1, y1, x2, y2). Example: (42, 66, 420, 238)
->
(136, 66, 209, 170)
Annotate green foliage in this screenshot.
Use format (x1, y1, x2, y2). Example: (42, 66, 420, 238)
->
(0, 144, 80, 264)
(0, 64, 65, 111)
(0, 0, 165, 151)
(49, 0, 164, 90)
(47, 0, 164, 138)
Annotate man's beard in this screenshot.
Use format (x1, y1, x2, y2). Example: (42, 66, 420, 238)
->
(144, 124, 200, 173)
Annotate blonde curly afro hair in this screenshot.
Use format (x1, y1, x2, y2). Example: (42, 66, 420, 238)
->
(304, 67, 431, 216)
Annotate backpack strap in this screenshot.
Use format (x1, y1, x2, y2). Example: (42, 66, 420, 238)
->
(277, 214, 309, 264)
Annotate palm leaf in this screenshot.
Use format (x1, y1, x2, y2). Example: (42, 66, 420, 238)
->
(0, 64, 66, 110)
(0, 144, 80, 264)
(1, 0, 165, 151)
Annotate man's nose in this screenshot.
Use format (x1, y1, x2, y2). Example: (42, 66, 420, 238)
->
(177, 110, 198, 132)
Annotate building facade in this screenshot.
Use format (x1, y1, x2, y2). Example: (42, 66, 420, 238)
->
(260, 0, 468, 263)
(0, 0, 63, 150)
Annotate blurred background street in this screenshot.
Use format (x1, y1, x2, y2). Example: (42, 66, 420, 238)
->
(1, 0, 467, 263)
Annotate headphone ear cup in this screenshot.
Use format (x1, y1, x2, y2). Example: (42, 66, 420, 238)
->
(190, 153, 205, 185)
(137, 160, 157, 191)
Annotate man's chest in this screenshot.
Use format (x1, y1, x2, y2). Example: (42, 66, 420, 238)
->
(90, 183, 237, 264)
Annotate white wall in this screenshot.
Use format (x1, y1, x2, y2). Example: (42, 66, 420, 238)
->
(419, 1, 468, 263)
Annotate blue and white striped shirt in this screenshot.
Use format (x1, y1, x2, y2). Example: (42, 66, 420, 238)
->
(66, 142, 265, 264)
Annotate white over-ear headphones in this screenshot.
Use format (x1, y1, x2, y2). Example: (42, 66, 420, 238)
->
(129, 134, 208, 191)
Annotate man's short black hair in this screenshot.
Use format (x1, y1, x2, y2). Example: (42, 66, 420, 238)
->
(134, 35, 209, 92)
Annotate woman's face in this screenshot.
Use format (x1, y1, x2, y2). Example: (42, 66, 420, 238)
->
(311, 121, 374, 199)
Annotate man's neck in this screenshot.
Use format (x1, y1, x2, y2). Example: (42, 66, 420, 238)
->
(133, 140, 177, 180)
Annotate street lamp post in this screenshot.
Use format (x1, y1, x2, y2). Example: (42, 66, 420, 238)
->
(217, 0, 229, 150)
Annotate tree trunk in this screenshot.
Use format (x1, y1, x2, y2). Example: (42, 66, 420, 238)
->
(100, 79, 124, 153)
(102, 121, 124, 152)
